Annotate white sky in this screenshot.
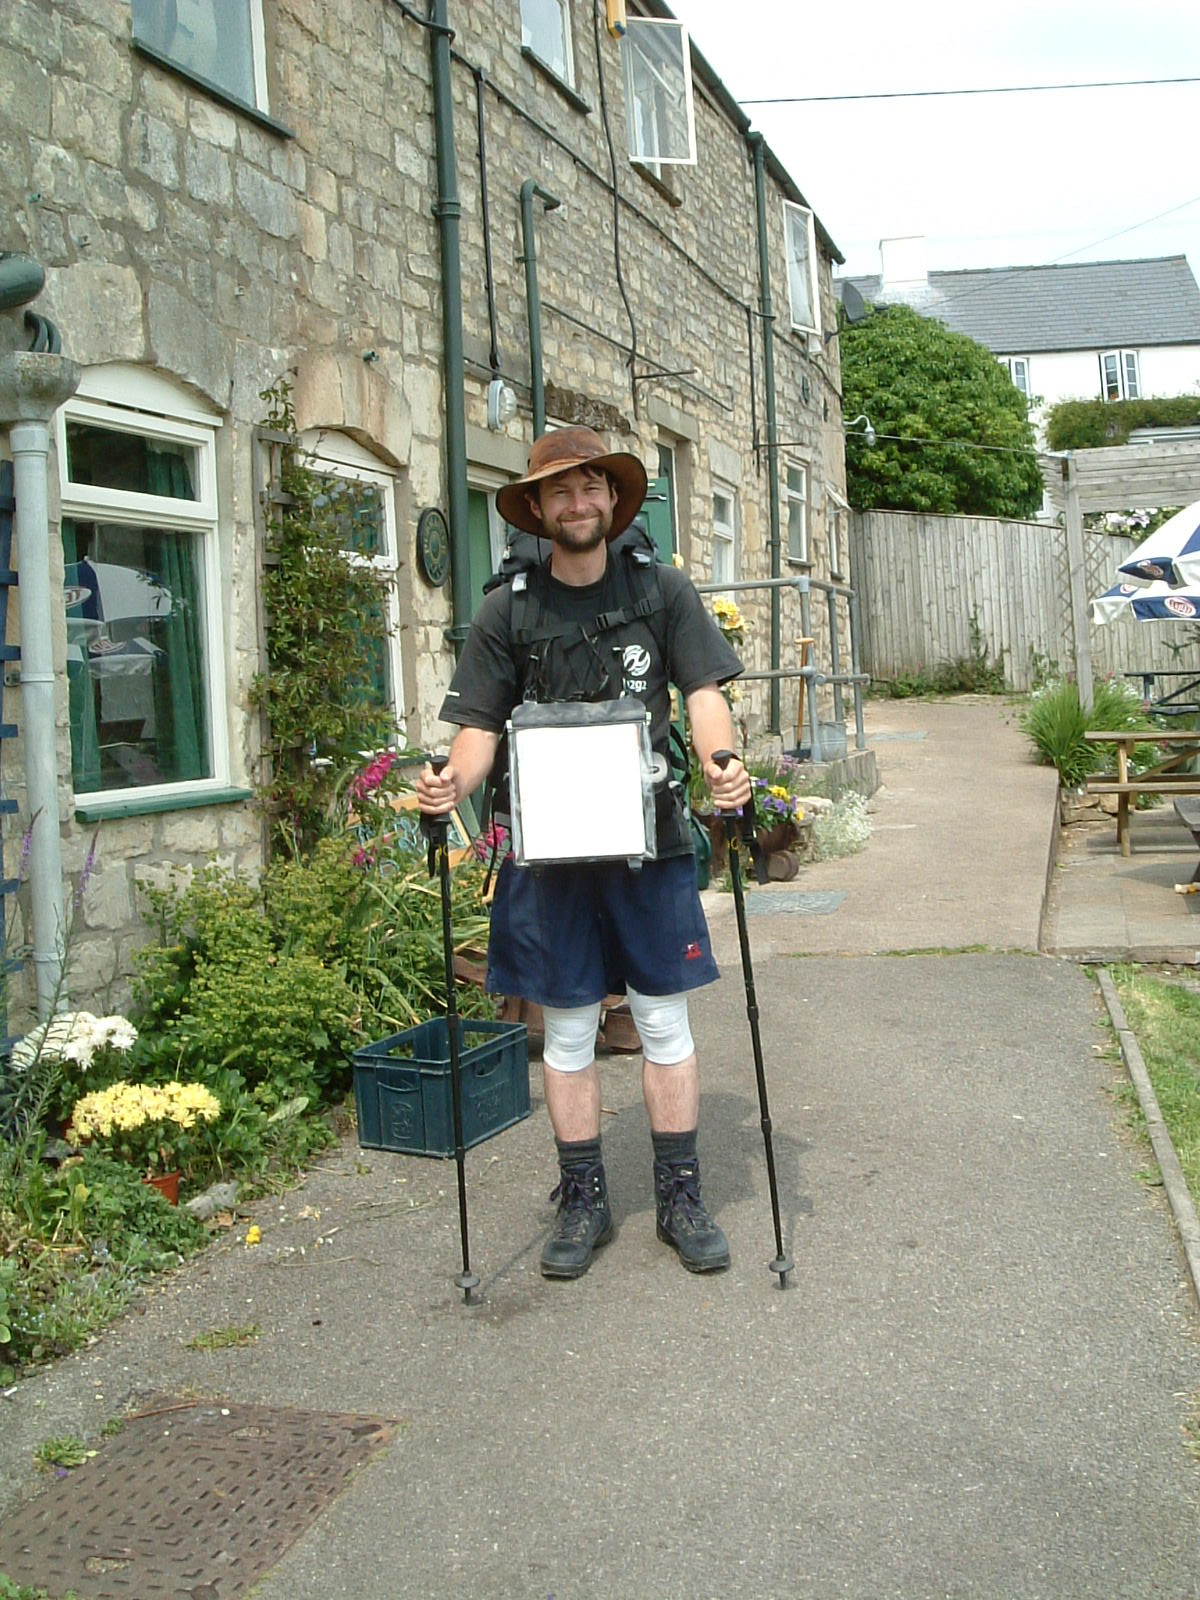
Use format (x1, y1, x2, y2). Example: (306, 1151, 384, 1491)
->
(666, 0, 1200, 286)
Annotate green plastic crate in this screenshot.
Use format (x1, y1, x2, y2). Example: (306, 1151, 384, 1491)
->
(353, 1017, 530, 1158)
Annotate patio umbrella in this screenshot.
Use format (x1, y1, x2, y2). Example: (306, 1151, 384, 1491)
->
(1116, 500, 1200, 588)
(1092, 579, 1200, 624)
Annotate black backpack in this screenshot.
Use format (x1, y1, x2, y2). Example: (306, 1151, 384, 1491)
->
(485, 517, 666, 672)
(478, 519, 690, 860)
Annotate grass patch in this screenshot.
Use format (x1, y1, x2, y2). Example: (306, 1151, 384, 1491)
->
(1109, 966, 1200, 1206)
(186, 1322, 261, 1352)
(33, 1436, 94, 1471)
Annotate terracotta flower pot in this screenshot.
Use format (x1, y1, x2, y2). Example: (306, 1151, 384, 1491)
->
(144, 1170, 181, 1205)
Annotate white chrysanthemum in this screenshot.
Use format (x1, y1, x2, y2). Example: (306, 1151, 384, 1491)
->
(10, 1010, 98, 1072)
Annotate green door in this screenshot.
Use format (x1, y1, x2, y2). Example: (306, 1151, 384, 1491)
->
(641, 473, 675, 563)
(467, 488, 495, 616)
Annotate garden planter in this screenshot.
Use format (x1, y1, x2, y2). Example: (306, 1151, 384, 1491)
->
(144, 1170, 181, 1205)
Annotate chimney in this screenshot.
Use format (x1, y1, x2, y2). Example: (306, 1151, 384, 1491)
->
(880, 236, 927, 292)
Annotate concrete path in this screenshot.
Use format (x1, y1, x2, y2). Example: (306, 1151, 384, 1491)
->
(3, 698, 1200, 1599)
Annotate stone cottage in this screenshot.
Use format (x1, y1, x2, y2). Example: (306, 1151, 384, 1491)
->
(0, 0, 850, 1012)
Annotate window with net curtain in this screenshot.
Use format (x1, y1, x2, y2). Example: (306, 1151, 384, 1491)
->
(61, 419, 213, 796)
(520, 0, 574, 84)
(130, 0, 264, 109)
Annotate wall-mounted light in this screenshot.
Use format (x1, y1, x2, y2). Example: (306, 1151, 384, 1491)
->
(846, 412, 876, 448)
(487, 377, 518, 430)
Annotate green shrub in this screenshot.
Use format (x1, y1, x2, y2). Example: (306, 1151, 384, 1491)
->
(0, 1150, 205, 1371)
(1021, 676, 1160, 785)
(1046, 394, 1200, 451)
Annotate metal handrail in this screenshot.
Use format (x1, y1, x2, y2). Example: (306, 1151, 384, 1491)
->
(694, 573, 866, 762)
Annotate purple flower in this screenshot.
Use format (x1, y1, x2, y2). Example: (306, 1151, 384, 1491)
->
(73, 829, 99, 912)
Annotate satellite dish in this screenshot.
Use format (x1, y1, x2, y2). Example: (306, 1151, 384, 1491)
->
(839, 281, 868, 325)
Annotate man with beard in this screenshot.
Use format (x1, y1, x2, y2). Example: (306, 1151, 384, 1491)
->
(417, 426, 751, 1279)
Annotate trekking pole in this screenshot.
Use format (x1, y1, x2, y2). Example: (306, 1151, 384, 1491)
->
(713, 750, 793, 1289)
(425, 756, 480, 1305)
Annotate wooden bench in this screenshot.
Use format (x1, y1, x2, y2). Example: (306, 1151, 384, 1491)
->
(1083, 731, 1200, 857)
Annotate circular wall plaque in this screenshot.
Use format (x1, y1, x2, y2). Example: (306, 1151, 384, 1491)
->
(416, 506, 450, 587)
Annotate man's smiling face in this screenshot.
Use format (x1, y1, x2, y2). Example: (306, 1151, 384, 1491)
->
(528, 465, 618, 551)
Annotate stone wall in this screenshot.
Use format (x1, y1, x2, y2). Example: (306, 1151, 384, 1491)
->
(0, 0, 850, 1013)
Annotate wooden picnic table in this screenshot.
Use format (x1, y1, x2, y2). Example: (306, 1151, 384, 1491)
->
(1084, 730, 1200, 857)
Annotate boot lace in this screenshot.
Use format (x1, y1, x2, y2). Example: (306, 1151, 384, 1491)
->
(659, 1163, 715, 1236)
(548, 1163, 604, 1243)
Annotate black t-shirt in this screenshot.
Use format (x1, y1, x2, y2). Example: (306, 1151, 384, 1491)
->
(439, 557, 743, 855)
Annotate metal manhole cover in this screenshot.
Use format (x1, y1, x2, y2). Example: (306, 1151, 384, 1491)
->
(0, 1397, 396, 1598)
(745, 890, 846, 915)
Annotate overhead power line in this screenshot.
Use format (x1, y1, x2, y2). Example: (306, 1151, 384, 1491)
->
(740, 75, 1200, 105)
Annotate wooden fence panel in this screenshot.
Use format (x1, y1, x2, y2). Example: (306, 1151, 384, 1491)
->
(850, 508, 1200, 693)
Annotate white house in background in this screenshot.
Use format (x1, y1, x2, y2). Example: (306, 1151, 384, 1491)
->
(838, 238, 1200, 441)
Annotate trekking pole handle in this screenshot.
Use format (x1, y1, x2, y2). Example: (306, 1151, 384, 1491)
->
(712, 749, 742, 820)
(423, 754, 451, 855)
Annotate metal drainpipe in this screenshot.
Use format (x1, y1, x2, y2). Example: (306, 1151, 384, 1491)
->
(0, 347, 81, 1017)
(749, 134, 782, 732)
(520, 180, 560, 437)
(429, 0, 471, 652)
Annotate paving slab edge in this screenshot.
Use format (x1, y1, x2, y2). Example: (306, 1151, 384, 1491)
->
(1097, 967, 1200, 1311)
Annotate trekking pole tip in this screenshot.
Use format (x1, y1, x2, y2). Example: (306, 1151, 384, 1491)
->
(769, 1253, 794, 1289)
(456, 1270, 481, 1303)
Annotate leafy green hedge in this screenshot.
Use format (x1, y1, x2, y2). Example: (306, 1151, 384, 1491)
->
(1045, 395, 1200, 451)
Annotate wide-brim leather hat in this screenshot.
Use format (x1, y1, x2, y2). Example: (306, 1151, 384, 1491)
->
(495, 426, 648, 541)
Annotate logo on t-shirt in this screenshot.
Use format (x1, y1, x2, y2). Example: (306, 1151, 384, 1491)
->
(623, 643, 651, 694)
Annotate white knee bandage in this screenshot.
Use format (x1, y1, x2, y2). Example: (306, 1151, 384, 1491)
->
(626, 986, 694, 1067)
(541, 1001, 603, 1073)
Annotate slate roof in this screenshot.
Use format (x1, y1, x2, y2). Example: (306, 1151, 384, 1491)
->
(838, 256, 1200, 354)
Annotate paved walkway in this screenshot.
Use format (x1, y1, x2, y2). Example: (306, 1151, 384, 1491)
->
(1044, 799, 1200, 965)
(4, 698, 1200, 1599)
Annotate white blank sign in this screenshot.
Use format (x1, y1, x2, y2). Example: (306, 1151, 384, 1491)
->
(511, 719, 651, 863)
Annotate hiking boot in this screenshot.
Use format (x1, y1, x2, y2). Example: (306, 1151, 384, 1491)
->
(654, 1157, 730, 1273)
(540, 1161, 613, 1278)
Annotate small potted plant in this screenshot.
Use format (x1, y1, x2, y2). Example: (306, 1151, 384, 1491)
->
(66, 1080, 222, 1202)
(751, 779, 806, 856)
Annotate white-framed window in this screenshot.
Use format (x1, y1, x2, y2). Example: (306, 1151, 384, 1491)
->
(56, 372, 229, 805)
(825, 484, 849, 579)
(783, 201, 820, 336)
(785, 460, 809, 564)
(621, 18, 697, 167)
(130, 0, 269, 113)
(1007, 357, 1031, 400)
(1100, 349, 1141, 401)
(712, 479, 738, 588)
(521, 0, 575, 87)
(301, 432, 404, 732)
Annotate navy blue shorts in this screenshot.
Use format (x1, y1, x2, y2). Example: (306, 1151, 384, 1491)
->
(486, 853, 720, 1008)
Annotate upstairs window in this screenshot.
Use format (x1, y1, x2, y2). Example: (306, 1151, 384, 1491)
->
(783, 202, 820, 336)
(1007, 357, 1031, 400)
(1101, 349, 1140, 401)
(131, 0, 270, 116)
(521, 0, 576, 87)
(621, 18, 697, 166)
